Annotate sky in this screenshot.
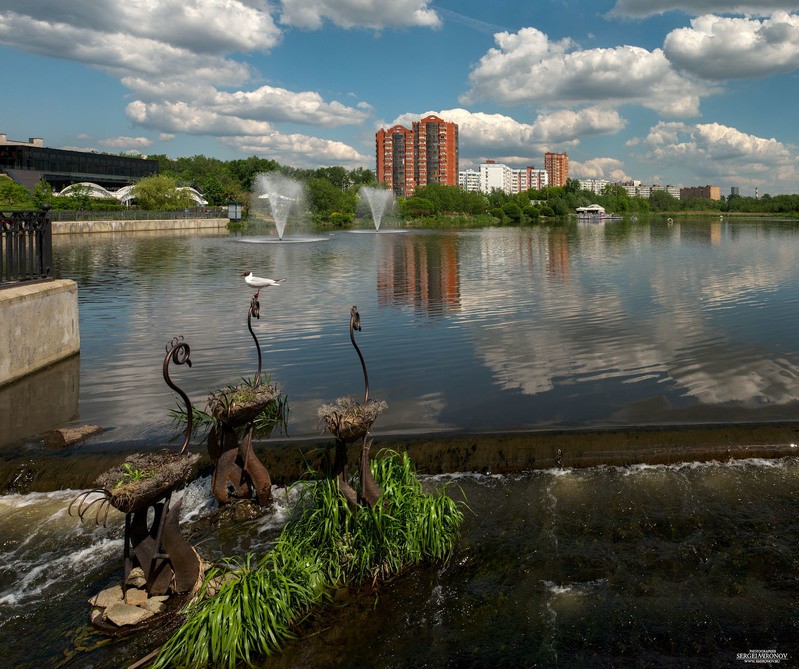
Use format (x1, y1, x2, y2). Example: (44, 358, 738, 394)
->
(1, 1, 799, 196)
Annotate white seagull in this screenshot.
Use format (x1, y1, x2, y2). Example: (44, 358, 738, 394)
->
(241, 271, 285, 298)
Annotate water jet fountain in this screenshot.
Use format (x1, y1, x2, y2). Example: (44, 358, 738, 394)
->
(244, 172, 328, 243)
(253, 173, 303, 240)
(359, 186, 394, 231)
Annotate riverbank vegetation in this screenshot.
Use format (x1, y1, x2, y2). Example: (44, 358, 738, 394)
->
(4, 152, 799, 223)
(151, 451, 464, 668)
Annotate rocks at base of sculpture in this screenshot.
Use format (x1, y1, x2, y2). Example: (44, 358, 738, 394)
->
(88, 563, 204, 631)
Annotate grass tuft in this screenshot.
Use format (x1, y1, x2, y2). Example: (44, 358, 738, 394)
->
(152, 451, 463, 668)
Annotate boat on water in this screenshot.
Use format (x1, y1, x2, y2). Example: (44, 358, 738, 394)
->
(575, 204, 622, 222)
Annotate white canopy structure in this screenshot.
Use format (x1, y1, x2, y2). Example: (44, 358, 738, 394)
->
(57, 182, 115, 199)
(575, 204, 606, 216)
(56, 182, 208, 206)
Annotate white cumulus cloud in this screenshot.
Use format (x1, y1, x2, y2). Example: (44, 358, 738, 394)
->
(0, 2, 377, 169)
(0, 1, 281, 53)
(126, 101, 275, 136)
(209, 86, 370, 126)
(99, 136, 153, 149)
(462, 27, 706, 117)
(609, 1, 799, 18)
(636, 121, 798, 190)
(279, 0, 441, 29)
(389, 107, 626, 161)
(664, 12, 799, 80)
(222, 133, 370, 168)
(571, 157, 631, 181)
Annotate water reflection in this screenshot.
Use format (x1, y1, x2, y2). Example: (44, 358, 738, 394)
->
(0, 355, 80, 448)
(377, 233, 461, 317)
(16, 218, 798, 450)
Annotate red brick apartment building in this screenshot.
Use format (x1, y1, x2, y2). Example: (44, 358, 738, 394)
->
(544, 151, 569, 188)
(376, 115, 458, 196)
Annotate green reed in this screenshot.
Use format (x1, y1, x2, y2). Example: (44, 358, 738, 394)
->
(152, 450, 464, 668)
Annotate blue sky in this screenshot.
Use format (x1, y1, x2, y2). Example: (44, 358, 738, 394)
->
(1, 0, 798, 195)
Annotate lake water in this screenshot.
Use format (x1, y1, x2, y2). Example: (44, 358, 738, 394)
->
(24, 216, 799, 448)
(2, 217, 799, 667)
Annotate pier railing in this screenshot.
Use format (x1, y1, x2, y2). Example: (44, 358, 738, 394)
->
(0, 207, 52, 288)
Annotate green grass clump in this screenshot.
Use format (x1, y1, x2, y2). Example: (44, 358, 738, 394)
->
(152, 451, 463, 668)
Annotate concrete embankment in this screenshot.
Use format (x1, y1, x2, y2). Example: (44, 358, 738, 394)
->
(0, 279, 80, 387)
(2, 423, 798, 494)
(52, 217, 229, 234)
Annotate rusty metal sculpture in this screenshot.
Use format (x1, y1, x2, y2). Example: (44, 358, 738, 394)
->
(70, 337, 202, 606)
(204, 293, 278, 506)
(319, 306, 386, 508)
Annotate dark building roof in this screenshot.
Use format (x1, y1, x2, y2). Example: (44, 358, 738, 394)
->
(0, 144, 158, 191)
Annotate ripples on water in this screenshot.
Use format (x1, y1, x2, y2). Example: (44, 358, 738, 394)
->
(32, 219, 799, 447)
(2, 458, 796, 667)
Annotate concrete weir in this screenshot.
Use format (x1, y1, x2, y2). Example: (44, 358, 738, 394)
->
(2, 423, 799, 495)
(0, 279, 80, 387)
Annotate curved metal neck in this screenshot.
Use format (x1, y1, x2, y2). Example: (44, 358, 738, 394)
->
(248, 295, 262, 386)
(163, 337, 193, 454)
(350, 306, 369, 403)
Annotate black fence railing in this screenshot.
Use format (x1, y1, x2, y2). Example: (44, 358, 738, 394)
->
(47, 208, 225, 222)
(1, 208, 53, 287)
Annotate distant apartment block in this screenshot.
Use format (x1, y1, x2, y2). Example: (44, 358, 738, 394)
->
(579, 179, 610, 195)
(459, 169, 480, 192)
(480, 160, 513, 194)
(524, 166, 548, 191)
(459, 162, 548, 196)
(376, 115, 458, 197)
(544, 152, 569, 188)
(680, 185, 721, 201)
(611, 180, 681, 200)
(639, 184, 681, 199)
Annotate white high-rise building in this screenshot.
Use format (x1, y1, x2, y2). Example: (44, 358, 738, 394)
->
(458, 163, 549, 195)
(459, 169, 481, 193)
(481, 161, 513, 194)
(579, 179, 610, 195)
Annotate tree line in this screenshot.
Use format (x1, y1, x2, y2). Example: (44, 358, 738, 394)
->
(2, 153, 798, 222)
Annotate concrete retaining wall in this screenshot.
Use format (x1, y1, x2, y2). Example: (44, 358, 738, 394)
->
(52, 218, 229, 234)
(0, 279, 80, 387)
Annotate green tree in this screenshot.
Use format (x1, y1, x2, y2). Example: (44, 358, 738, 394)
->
(31, 179, 54, 209)
(132, 175, 195, 210)
(348, 167, 376, 188)
(399, 197, 435, 218)
(197, 175, 228, 206)
(227, 156, 280, 193)
(649, 190, 680, 212)
(502, 201, 523, 221)
(306, 177, 357, 220)
(313, 166, 350, 191)
(0, 178, 33, 208)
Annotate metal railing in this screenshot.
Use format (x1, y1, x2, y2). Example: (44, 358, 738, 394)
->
(47, 208, 225, 222)
(1, 207, 52, 287)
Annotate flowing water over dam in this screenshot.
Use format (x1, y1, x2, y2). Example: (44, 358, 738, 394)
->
(1, 458, 797, 667)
